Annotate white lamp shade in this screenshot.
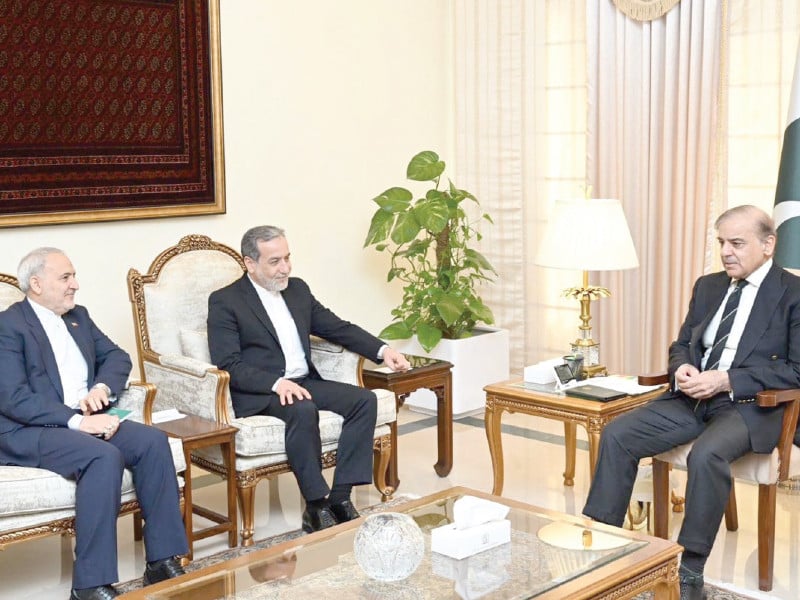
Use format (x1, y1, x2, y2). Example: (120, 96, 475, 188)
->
(534, 198, 639, 271)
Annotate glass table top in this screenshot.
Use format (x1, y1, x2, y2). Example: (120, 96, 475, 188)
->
(142, 490, 648, 600)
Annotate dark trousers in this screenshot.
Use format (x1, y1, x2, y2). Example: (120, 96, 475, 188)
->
(259, 377, 377, 501)
(38, 420, 188, 589)
(583, 392, 752, 557)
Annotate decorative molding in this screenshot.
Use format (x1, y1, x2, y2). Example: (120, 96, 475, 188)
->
(612, 0, 681, 22)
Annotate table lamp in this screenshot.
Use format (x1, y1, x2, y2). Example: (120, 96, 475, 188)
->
(534, 198, 639, 377)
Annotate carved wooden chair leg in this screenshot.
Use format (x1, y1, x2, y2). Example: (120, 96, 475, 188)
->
(372, 434, 394, 502)
(236, 476, 258, 547)
(670, 490, 685, 513)
(758, 483, 777, 591)
(724, 481, 739, 531)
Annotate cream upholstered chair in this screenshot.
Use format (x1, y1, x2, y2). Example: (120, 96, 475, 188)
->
(127, 235, 397, 546)
(0, 273, 185, 550)
(642, 374, 800, 591)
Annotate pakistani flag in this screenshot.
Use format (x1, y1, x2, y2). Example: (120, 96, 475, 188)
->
(775, 41, 800, 269)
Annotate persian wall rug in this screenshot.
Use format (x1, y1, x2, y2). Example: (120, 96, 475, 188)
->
(0, 0, 225, 227)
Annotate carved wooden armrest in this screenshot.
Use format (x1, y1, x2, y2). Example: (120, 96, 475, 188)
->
(755, 389, 800, 407)
(638, 373, 669, 386)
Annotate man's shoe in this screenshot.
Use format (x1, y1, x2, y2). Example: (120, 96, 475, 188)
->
(329, 499, 360, 523)
(143, 556, 186, 586)
(301, 505, 337, 533)
(69, 585, 119, 600)
(679, 565, 706, 600)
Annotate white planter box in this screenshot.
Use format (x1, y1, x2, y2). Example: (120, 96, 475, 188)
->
(390, 327, 510, 418)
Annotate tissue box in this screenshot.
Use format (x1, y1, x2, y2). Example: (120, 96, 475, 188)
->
(523, 358, 562, 384)
(431, 519, 511, 560)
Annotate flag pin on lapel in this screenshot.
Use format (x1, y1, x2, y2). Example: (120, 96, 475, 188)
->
(70, 322, 78, 327)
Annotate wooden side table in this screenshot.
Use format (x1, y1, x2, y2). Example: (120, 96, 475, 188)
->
(153, 414, 239, 559)
(362, 356, 453, 490)
(484, 379, 666, 495)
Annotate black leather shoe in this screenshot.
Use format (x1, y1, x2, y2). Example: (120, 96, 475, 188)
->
(70, 585, 119, 600)
(301, 505, 337, 533)
(329, 499, 360, 523)
(679, 565, 706, 600)
(143, 556, 186, 586)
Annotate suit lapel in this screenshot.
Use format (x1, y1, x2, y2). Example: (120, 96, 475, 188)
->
(20, 300, 64, 401)
(733, 264, 785, 365)
(62, 311, 95, 382)
(689, 275, 730, 363)
(238, 275, 281, 344)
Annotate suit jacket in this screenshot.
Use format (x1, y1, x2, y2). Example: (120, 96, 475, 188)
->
(666, 263, 800, 452)
(0, 300, 131, 467)
(207, 275, 385, 418)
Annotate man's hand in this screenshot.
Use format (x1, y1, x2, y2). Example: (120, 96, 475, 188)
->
(383, 348, 411, 372)
(275, 379, 312, 406)
(79, 414, 121, 439)
(79, 386, 111, 415)
(675, 363, 730, 400)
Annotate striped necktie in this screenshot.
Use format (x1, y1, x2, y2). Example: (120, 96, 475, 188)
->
(704, 279, 748, 371)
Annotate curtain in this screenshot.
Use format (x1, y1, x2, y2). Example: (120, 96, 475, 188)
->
(586, 0, 725, 374)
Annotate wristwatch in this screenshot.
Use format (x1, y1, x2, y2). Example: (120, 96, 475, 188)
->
(92, 383, 112, 397)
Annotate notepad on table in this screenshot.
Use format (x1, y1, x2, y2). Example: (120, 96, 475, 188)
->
(565, 385, 627, 402)
(107, 407, 133, 421)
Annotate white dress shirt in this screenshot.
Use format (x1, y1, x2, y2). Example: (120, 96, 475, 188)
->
(700, 259, 772, 371)
(28, 298, 87, 429)
(248, 276, 309, 387)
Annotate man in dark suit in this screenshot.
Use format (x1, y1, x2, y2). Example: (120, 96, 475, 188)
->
(0, 248, 188, 600)
(208, 225, 410, 533)
(582, 205, 800, 600)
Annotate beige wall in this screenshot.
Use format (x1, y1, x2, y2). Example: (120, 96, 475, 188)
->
(0, 0, 452, 377)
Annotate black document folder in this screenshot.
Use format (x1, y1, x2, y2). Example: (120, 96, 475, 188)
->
(565, 384, 627, 402)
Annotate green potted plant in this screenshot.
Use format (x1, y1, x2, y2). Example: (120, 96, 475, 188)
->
(364, 150, 497, 352)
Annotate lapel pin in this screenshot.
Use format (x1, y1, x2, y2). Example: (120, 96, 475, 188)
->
(70, 322, 78, 327)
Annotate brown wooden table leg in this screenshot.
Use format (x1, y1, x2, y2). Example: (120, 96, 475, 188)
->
(563, 422, 577, 486)
(433, 373, 453, 477)
(221, 438, 238, 548)
(181, 447, 195, 560)
(485, 396, 505, 495)
(387, 419, 400, 491)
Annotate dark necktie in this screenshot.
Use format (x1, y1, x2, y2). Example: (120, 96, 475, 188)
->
(704, 279, 747, 371)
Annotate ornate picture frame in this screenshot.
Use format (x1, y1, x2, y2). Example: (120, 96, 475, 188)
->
(0, 0, 225, 227)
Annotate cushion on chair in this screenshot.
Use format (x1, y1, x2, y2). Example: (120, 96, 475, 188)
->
(180, 329, 211, 363)
(656, 442, 800, 484)
(231, 388, 396, 457)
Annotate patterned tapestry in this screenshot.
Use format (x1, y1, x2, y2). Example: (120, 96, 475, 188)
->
(0, 0, 223, 226)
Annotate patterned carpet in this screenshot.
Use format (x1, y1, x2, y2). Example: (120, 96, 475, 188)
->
(116, 494, 755, 599)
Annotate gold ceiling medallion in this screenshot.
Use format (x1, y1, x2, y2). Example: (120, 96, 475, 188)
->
(612, 0, 681, 21)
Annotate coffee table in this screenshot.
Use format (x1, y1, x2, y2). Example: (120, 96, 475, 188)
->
(119, 486, 680, 599)
(484, 380, 666, 494)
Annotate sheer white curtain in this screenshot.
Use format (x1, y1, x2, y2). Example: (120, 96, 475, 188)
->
(453, 1, 588, 372)
(587, 0, 725, 374)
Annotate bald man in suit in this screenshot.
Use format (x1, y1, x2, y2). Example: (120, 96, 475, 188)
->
(583, 205, 800, 600)
(0, 248, 188, 600)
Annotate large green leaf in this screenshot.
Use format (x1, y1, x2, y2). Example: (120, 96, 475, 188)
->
(373, 187, 413, 212)
(467, 298, 495, 323)
(414, 199, 450, 233)
(416, 322, 443, 352)
(464, 248, 497, 273)
(407, 151, 446, 182)
(378, 321, 412, 340)
(435, 294, 466, 327)
(364, 210, 394, 246)
(391, 211, 422, 244)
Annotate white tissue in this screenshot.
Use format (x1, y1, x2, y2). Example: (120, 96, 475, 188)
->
(452, 496, 510, 530)
(523, 358, 563, 384)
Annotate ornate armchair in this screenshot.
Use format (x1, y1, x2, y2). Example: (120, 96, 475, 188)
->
(127, 235, 396, 546)
(0, 274, 185, 550)
(642, 374, 800, 591)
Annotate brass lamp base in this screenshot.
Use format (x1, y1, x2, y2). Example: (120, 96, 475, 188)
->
(581, 364, 608, 379)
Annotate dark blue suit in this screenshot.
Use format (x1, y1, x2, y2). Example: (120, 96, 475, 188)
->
(584, 263, 800, 558)
(207, 275, 382, 501)
(0, 300, 187, 589)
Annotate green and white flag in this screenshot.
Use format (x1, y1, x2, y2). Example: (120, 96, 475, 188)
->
(775, 41, 800, 269)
